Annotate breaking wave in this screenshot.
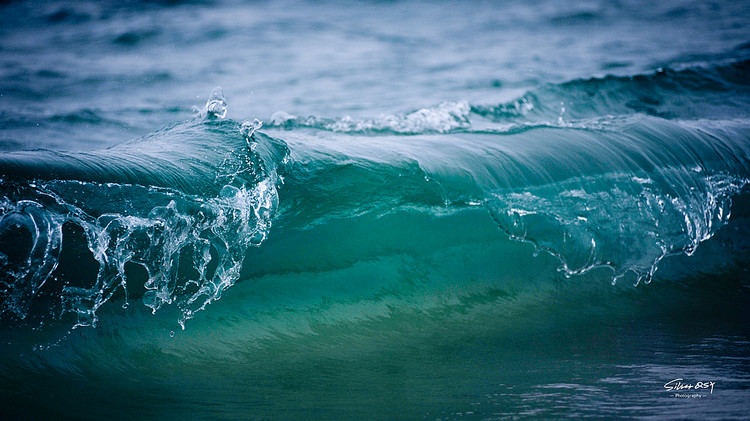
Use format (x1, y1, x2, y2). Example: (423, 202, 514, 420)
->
(1, 60, 750, 337)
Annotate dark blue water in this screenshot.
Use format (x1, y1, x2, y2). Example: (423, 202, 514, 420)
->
(1, 0, 750, 419)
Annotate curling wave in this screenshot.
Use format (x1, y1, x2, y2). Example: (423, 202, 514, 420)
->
(1, 61, 750, 338)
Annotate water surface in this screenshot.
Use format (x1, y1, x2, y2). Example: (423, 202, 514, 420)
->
(1, 0, 749, 419)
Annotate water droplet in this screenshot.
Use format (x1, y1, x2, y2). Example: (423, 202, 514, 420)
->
(241, 118, 263, 140)
(204, 87, 227, 119)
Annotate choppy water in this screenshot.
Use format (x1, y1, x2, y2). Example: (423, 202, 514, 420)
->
(1, 0, 750, 419)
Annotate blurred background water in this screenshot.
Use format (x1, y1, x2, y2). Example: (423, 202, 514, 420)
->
(1, 0, 749, 419)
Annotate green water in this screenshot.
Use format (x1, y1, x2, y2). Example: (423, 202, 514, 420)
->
(2, 0, 750, 418)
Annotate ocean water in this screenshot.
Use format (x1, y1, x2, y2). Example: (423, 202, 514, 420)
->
(1, 0, 750, 419)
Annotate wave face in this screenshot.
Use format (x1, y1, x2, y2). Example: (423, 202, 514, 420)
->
(2, 1, 750, 419)
(1, 62, 748, 335)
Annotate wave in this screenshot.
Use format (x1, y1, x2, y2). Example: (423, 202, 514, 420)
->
(2, 61, 750, 337)
(473, 59, 750, 125)
(268, 59, 750, 135)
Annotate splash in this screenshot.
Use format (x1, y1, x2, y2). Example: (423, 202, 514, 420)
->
(487, 173, 748, 285)
(197, 87, 228, 119)
(0, 94, 284, 331)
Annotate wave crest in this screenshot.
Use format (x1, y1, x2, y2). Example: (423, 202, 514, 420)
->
(269, 101, 471, 134)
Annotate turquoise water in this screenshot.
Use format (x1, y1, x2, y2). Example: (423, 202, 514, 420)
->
(1, 0, 750, 419)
